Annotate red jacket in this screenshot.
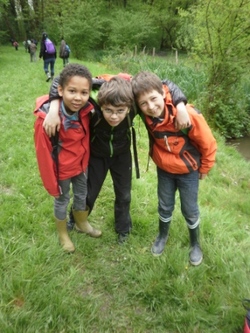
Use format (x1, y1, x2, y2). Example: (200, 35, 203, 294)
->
(34, 95, 93, 196)
(145, 86, 217, 175)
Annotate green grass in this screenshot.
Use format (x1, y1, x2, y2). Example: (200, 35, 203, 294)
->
(0, 45, 250, 333)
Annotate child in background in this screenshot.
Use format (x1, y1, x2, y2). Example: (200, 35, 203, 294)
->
(43, 73, 190, 244)
(59, 38, 71, 67)
(34, 63, 101, 253)
(132, 71, 217, 265)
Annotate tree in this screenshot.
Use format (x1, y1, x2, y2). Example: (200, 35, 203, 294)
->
(181, 0, 250, 137)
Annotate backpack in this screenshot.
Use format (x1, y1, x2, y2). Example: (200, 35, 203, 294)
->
(45, 38, 55, 54)
(63, 45, 70, 58)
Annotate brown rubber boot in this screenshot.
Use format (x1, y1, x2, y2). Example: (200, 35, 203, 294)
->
(54, 217, 75, 253)
(73, 208, 102, 238)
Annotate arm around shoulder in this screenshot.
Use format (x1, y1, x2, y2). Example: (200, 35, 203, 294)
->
(43, 99, 61, 137)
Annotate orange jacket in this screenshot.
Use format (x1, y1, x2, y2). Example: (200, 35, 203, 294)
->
(145, 86, 217, 175)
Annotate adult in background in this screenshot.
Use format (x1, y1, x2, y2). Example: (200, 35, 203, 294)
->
(29, 39, 37, 62)
(59, 38, 71, 67)
(39, 32, 56, 82)
(12, 40, 19, 50)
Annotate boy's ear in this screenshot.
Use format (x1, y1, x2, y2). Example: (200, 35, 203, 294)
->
(57, 85, 63, 97)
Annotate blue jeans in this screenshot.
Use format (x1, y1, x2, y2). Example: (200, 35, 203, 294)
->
(44, 57, 55, 76)
(157, 167, 200, 229)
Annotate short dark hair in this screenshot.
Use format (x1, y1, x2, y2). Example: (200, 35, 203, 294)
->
(58, 63, 92, 90)
(97, 76, 133, 107)
(131, 71, 163, 100)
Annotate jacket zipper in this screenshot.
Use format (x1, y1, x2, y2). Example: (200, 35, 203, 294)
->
(109, 127, 114, 157)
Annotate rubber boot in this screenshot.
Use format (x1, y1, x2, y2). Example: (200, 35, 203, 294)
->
(46, 72, 51, 82)
(72, 208, 102, 238)
(189, 226, 203, 266)
(151, 220, 170, 256)
(54, 217, 75, 253)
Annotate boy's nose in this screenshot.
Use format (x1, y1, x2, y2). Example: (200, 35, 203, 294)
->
(148, 101, 154, 110)
(74, 93, 82, 100)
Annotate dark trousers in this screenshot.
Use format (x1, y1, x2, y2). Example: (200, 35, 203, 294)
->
(87, 151, 132, 234)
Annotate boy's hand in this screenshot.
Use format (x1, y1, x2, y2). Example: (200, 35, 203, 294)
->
(175, 102, 191, 130)
(199, 173, 207, 180)
(43, 99, 60, 137)
(43, 112, 60, 137)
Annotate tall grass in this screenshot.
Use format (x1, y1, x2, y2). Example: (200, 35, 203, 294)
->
(102, 51, 206, 103)
(0, 46, 250, 333)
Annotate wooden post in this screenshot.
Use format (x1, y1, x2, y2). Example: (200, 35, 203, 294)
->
(172, 46, 178, 64)
(152, 47, 155, 57)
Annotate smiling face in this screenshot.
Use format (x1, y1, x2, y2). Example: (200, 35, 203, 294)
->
(58, 76, 90, 113)
(136, 89, 166, 118)
(101, 104, 129, 127)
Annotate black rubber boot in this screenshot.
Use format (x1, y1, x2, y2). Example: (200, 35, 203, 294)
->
(67, 205, 75, 231)
(189, 226, 203, 266)
(151, 220, 170, 256)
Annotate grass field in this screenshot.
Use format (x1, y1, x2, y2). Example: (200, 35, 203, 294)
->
(0, 45, 250, 333)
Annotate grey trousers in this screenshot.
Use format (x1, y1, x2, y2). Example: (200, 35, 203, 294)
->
(54, 172, 88, 220)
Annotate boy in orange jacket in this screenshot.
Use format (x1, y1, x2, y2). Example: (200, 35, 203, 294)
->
(132, 71, 217, 265)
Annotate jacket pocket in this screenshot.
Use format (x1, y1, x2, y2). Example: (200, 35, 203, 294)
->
(182, 151, 199, 171)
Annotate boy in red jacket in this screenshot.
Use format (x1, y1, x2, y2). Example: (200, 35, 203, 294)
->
(132, 71, 217, 265)
(34, 64, 101, 253)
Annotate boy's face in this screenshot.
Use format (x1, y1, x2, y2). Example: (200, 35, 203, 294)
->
(58, 76, 90, 112)
(101, 104, 129, 127)
(136, 89, 165, 117)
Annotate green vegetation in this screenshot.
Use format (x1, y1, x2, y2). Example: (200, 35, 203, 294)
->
(0, 46, 250, 332)
(1, 0, 250, 137)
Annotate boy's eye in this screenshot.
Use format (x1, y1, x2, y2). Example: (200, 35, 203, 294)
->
(117, 109, 126, 114)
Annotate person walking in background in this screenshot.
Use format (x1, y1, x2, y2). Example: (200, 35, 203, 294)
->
(34, 63, 102, 253)
(23, 40, 29, 52)
(59, 38, 71, 67)
(29, 39, 37, 62)
(39, 32, 56, 82)
(131, 71, 217, 266)
(12, 40, 19, 50)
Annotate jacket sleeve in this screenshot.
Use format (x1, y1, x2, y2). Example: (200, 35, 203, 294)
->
(162, 79, 188, 106)
(34, 117, 60, 196)
(187, 107, 217, 174)
(49, 76, 60, 101)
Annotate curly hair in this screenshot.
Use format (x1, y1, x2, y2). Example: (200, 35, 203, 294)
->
(58, 63, 92, 90)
